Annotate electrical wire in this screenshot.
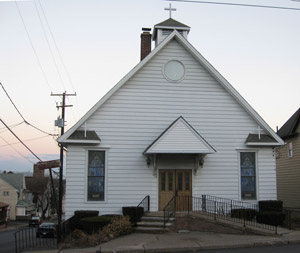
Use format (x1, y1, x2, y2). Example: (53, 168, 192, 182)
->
(167, 0, 300, 11)
(0, 82, 57, 137)
(0, 121, 24, 133)
(37, 0, 81, 119)
(37, 0, 76, 93)
(0, 118, 42, 162)
(0, 135, 35, 164)
(33, 0, 66, 91)
(0, 134, 50, 148)
(15, 1, 55, 95)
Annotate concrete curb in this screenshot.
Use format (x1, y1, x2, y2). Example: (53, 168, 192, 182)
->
(97, 234, 300, 253)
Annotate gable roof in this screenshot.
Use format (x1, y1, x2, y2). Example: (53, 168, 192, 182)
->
(245, 134, 278, 146)
(0, 174, 24, 191)
(60, 130, 101, 145)
(277, 108, 300, 139)
(58, 30, 284, 146)
(144, 117, 216, 154)
(16, 199, 34, 208)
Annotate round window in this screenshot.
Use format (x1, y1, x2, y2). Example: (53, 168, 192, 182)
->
(164, 60, 185, 82)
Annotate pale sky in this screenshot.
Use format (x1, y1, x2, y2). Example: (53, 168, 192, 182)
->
(0, 0, 299, 172)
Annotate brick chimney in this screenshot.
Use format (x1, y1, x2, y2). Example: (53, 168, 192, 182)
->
(33, 164, 44, 178)
(140, 28, 152, 61)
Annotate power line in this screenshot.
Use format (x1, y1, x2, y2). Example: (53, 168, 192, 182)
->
(37, 0, 81, 119)
(0, 82, 57, 137)
(0, 82, 26, 122)
(33, 0, 66, 91)
(37, 0, 76, 93)
(0, 135, 35, 164)
(167, 0, 300, 11)
(0, 134, 50, 148)
(15, 1, 54, 95)
(0, 118, 42, 162)
(0, 121, 24, 133)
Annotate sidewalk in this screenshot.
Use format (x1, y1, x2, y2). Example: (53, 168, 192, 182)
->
(57, 229, 300, 253)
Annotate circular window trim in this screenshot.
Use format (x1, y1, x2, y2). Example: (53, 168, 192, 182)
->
(163, 59, 186, 82)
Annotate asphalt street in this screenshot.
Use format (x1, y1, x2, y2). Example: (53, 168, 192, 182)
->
(0, 228, 17, 253)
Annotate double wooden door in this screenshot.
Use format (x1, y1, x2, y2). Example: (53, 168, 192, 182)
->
(159, 169, 192, 211)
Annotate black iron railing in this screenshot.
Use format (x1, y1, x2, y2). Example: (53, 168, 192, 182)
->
(193, 195, 276, 232)
(163, 196, 176, 228)
(15, 226, 57, 253)
(58, 215, 77, 242)
(282, 208, 300, 230)
(162, 195, 282, 233)
(137, 195, 150, 213)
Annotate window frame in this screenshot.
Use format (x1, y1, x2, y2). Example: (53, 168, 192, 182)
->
(238, 150, 258, 201)
(85, 149, 108, 203)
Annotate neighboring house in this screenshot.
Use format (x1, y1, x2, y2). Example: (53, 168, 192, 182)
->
(25, 165, 62, 219)
(58, 16, 284, 219)
(0, 173, 34, 220)
(0, 202, 9, 229)
(276, 108, 300, 209)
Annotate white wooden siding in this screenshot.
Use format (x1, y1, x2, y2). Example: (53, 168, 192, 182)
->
(65, 39, 276, 218)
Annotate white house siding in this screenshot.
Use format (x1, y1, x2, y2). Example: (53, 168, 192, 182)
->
(65, 39, 277, 218)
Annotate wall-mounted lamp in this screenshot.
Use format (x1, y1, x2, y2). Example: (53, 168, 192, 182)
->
(199, 157, 204, 168)
(147, 156, 151, 168)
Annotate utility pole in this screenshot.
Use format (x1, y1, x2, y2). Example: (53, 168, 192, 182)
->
(51, 91, 76, 229)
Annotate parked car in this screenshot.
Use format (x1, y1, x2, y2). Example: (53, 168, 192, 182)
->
(28, 216, 41, 227)
(36, 223, 56, 238)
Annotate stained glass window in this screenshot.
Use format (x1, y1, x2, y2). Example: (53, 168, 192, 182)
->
(87, 151, 105, 201)
(240, 152, 256, 200)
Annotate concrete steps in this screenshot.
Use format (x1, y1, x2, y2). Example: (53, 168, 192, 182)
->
(135, 212, 175, 233)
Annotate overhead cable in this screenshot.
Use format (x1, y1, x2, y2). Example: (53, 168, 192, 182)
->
(0, 135, 35, 164)
(33, 0, 66, 91)
(15, 1, 54, 94)
(167, 0, 300, 11)
(0, 82, 57, 137)
(0, 118, 42, 162)
(0, 134, 50, 148)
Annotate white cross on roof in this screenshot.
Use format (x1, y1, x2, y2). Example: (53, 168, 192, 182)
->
(165, 3, 176, 18)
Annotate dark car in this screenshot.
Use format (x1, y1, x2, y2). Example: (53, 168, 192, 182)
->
(28, 216, 41, 227)
(36, 223, 56, 238)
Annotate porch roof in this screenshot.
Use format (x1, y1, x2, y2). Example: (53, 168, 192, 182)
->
(144, 117, 216, 155)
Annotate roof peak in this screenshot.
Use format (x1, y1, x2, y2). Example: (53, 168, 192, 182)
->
(154, 18, 190, 29)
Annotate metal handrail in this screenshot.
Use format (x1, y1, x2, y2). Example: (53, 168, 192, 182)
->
(178, 195, 277, 232)
(163, 196, 176, 228)
(137, 195, 150, 213)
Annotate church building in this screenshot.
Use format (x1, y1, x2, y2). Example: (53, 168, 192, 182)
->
(58, 8, 283, 218)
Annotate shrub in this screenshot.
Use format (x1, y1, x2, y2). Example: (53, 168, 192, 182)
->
(101, 216, 133, 240)
(258, 201, 283, 212)
(122, 206, 144, 225)
(79, 215, 119, 234)
(256, 211, 286, 226)
(231, 208, 257, 221)
(63, 229, 100, 248)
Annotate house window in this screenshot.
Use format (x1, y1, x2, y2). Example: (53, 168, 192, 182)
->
(87, 150, 105, 201)
(240, 152, 256, 200)
(3, 191, 9, 196)
(288, 142, 293, 158)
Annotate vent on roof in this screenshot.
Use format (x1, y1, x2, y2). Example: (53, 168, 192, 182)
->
(162, 29, 183, 36)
